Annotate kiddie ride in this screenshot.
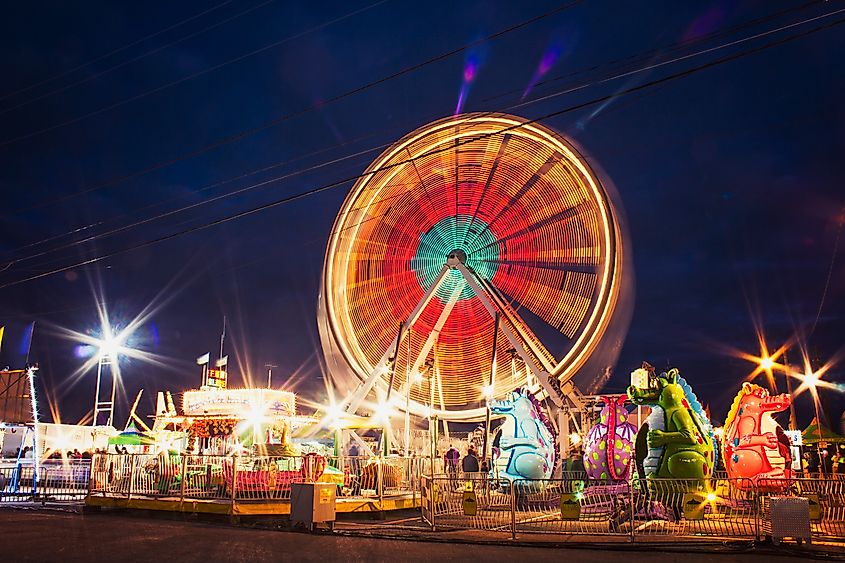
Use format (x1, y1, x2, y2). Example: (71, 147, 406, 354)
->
(488, 388, 556, 491)
(565, 363, 717, 525)
(722, 382, 793, 491)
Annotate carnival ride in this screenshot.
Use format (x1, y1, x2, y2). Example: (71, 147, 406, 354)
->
(489, 388, 556, 485)
(627, 366, 715, 484)
(318, 112, 628, 456)
(583, 395, 636, 481)
(723, 382, 793, 490)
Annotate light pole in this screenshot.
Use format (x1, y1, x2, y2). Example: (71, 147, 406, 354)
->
(264, 363, 277, 388)
(93, 339, 120, 427)
(803, 369, 826, 475)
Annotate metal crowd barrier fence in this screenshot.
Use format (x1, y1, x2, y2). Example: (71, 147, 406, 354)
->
(420, 474, 845, 543)
(758, 476, 845, 541)
(87, 453, 421, 506)
(630, 477, 757, 540)
(419, 475, 514, 534)
(1, 460, 91, 503)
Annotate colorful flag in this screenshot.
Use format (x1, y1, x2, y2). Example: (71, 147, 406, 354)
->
(0, 325, 4, 354)
(19, 322, 34, 363)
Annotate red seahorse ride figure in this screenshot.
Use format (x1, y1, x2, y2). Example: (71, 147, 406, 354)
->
(722, 382, 793, 491)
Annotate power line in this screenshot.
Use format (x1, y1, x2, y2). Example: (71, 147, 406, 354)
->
(0, 0, 390, 148)
(1, 1, 583, 217)
(0, 0, 802, 254)
(0, 0, 236, 104)
(3, 5, 842, 273)
(0, 124, 397, 263)
(2, 12, 840, 290)
(810, 203, 845, 337)
(510, 4, 845, 111)
(482, 0, 825, 107)
(4, 140, 388, 269)
(0, 0, 275, 118)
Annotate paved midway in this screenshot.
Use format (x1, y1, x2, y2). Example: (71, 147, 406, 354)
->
(0, 510, 835, 562)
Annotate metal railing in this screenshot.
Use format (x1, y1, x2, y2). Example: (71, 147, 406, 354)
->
(1, 460, 91, 503)
(420, 474, 844, 543)
(758, 476, 845, 541)
(87, 453, 421, 505)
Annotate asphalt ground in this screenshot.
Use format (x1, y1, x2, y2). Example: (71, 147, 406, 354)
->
(2, 508, 844, 563)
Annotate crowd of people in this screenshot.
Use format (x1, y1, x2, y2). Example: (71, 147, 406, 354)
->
(5, 446, 124, 461)
(804, 444, 845, 475)
(443, 443, 490, 489)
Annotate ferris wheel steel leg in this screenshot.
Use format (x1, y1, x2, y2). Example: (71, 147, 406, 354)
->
(477, 271, 587, 414)
(435, 363, 449, 441)
(477, 275, 554, 374)
(452, 263, 565, 409)
(344, 265, 453, 416)
(484, 313, 501, 464)
(384, 322, 406, 403)
(408, 281, 464, 377)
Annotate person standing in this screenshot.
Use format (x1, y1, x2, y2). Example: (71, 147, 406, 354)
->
(461, 447, 480, 480)
(444, 444, 460, 489)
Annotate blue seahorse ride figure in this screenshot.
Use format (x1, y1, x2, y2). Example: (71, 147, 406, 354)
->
(489, 387, 556, 489)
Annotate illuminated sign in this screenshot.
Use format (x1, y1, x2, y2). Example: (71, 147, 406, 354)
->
(207, 369, 227, 389)
(183, 389, 295, 417)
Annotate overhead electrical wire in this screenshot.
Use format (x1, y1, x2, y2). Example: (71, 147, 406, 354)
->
(0, 0, 276, 118)
(0, 0, 823, 263)
(2, 3, 837, 271)
(0, 9, 841, 290)
(481, 0, 826, 107)
(0, 0, 236, 104)
(1, 0, 584, 217)
(0, 0, 390, 148)
(1, 5, 840, 270)
(511, 4, 845, 111)
(810, 203, 845, 337)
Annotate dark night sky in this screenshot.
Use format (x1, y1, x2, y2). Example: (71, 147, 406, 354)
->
(0, 0, 842, 429)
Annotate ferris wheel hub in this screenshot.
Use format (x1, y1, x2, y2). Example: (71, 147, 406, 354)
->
(446, 249, 467, 267)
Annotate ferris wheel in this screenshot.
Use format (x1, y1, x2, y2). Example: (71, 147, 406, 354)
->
(318, 112, 625, 422)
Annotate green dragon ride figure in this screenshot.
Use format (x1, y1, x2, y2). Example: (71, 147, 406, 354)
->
(627, 366, 715, 484)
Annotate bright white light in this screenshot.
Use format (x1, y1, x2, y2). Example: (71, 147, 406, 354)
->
(98, 336, 123, 359)
(569, 433, 581, 446)
(759, 357, 774, 371)
(706, 492, 717, 502)
(373, 401, 393, 423)
(240, 401, 268, 432)
(326, 403, 344, 421)
(412, 371, 424, 384)
(323, 402, 347, 429)
(482, 384, 495, 399)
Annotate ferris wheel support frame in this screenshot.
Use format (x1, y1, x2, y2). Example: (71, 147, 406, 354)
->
(342, 254, 586, 423)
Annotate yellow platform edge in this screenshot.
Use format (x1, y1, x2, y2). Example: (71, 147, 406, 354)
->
(85, 495, 419, 516)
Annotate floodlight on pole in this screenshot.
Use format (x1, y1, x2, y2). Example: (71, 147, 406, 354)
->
(92, 332, 127, 428)
(98, 337, 122, 359)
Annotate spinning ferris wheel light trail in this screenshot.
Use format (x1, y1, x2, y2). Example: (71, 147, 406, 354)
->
(319, 112, 626, 426)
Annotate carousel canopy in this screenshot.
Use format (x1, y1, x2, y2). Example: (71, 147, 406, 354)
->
(803, 417, 845, 444)
(108, 423, 156, 445)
